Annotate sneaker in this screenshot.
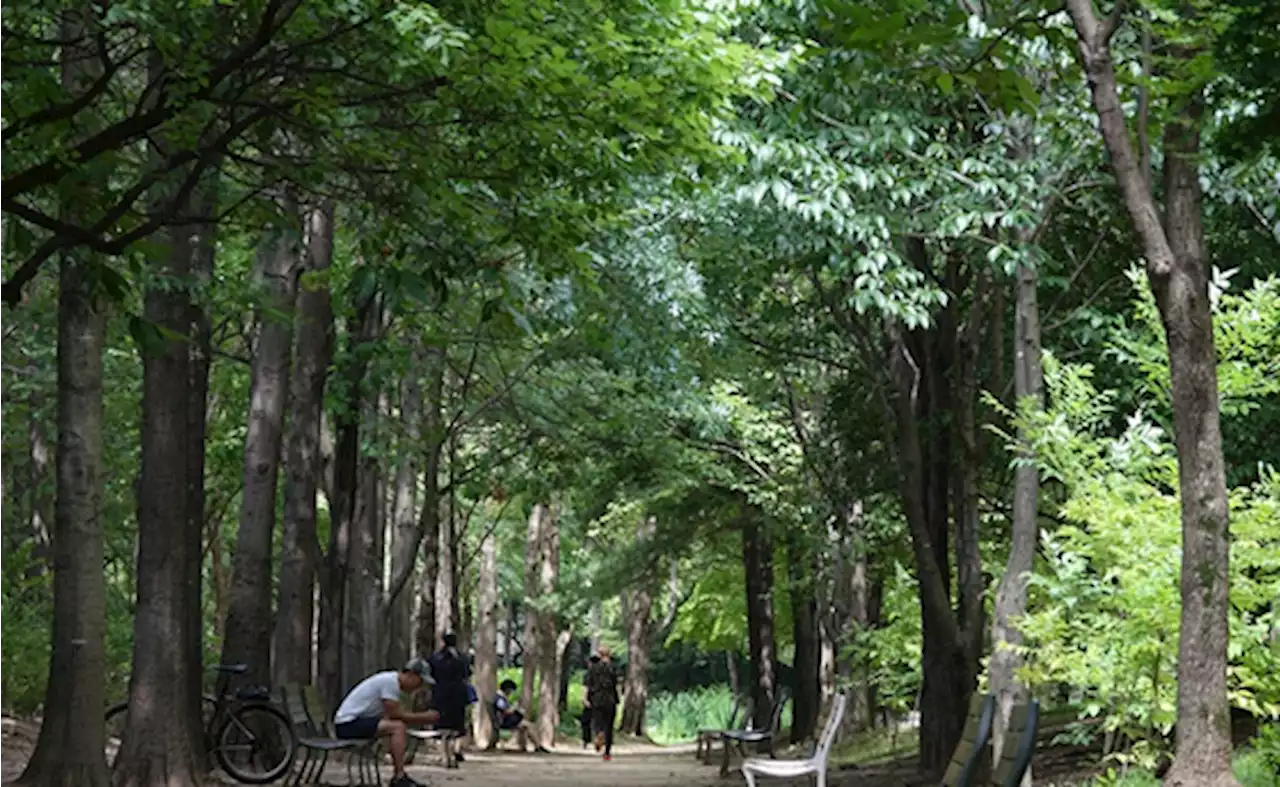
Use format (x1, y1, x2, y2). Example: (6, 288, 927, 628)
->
(535, 746, 550, 754)
(603, 754, 612, 762)
(391, 776, 426, 787)
(454, 751, 465, 763)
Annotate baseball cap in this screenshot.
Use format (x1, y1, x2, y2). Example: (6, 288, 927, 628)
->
(404, 658, 435, 684)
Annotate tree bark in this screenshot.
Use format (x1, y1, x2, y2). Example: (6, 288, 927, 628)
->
(436, 505, 455, 639)
(222, 208, 300, 691)
(114, 88, 209, 786)
(410, 350, 446, 659)
(990, 252, 1043, 771)
(275, 201, 335, 688)
(520, 504, 546, 712)
(620, 517, 655, 735)
(1064, 7, 1238, 784)
(786, 535, 820, 743)
(318, 292, 377, 705)
(535, 504, 561, 746)
(590, 601, 602, 653)
(474, 528, 500, 749)
(19, 14, 110, 785)
(182, 169, 220, 766)
(344, 322, 385, 688)
(741, 509, 777, 730)
(385, 371, 421, 665)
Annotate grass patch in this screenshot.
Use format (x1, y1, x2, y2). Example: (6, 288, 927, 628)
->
(829, 724, 920, 767)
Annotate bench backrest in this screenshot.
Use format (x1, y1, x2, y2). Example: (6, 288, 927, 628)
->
(278, 683, 318, 737)
(302, 684, 340, 738)
(990, 700, 1039, 787)
(941, 693, 995, 787)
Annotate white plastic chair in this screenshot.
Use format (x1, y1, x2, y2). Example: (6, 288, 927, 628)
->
(741, 694, 847, 787)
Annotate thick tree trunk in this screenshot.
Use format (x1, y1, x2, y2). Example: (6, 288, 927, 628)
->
(275, 201, 335, 688)
(787, 535, 820, 743)
(344, 442, 382, 684)
(741, 511, 777, 730)
(114, 119, 209, 787)
(1064, 8, 1237, 783)
(535, 505, 562, 745)
(222, 211, 300, 691)
(849, 547, 875, 731)
(19, 16, 110, 785)
(474, 529, 500, 749)
(520, 504, 546, 711)
(990, 258, 1043, 770)
(620, 517, 655, 735)
(318, 294, 377, 705)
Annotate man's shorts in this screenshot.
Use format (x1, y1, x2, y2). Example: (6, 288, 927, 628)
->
(335, 716, 381, 739)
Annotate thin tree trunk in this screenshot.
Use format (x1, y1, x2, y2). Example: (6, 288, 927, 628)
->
(787, 535, 820, 743)
(345, 339, 384, 687)
(385, 372, 421, 665)
(26, 382, 53, 572)
(318, 293, 377, 705)
(535, 505, 561, 746)
(18, 18, 108, 787)
(410, 347, 446, 659)
(183, 169, 219, 766)
(741, 510, 777, 731)
(590, 601, 602, 653)
(436, 499, 455, 639)
(474, 529, 500, 748)
(726, 651, 740, 699)
(275, 200, 335, 688)
(222, 208, 300, 691)
(620, 517, 655, 735)
(520, 504, 546, 712)
(990, 246, 1044, 772)
(1064, 7, 1237, 784)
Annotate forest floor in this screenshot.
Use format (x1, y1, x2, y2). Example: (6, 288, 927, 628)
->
(1, 715, 1103, 787)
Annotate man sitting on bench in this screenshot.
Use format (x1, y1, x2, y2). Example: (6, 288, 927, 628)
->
(493, 679, 549, 753)
(334, 658, 440, 787)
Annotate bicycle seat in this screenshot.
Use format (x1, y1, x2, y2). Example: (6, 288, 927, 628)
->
(212, 664, 248, 674)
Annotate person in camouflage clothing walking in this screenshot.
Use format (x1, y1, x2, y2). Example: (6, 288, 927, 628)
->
(583, 646, 619, 760)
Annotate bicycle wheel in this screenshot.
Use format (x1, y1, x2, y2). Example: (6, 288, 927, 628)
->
(213, 703, 295, 784)
(104, 702, 129, 768)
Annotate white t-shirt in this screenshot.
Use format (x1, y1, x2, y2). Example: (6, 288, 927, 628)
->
(334, 671, 401, 724)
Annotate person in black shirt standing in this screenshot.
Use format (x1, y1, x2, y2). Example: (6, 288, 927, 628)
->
(583, 646, 619, 761)
(428, 632, 471, 762)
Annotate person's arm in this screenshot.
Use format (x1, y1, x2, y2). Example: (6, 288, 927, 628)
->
(382, 698, 439, 726)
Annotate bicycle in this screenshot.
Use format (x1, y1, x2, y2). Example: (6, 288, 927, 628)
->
(105, 663, 295, 784)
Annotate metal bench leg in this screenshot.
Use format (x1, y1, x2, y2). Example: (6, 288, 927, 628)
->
(720, 738, 731, 777)
(312, 750, 331, 785)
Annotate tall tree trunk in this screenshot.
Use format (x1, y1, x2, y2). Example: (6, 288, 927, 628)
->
(990, 253, 1043, 771)
(786, 535, 820, 743)
(183, 169, 220, 765)
(590, 601, 602, 653)
(275, 201, 335, 688)
(385, 371, 421, 665)
(114, 101, 208, 787)
(1064, 8, 1237, 784)
(741, 510, 777, 730)
(318, 293, 377, 705)
(726, 651, 740, 699)
(410, 350, 446, 659)
(474, 529, 500, 749)
(222, 209, 300, 691)
(888, 314, 974, 775)
(435, 500, 455, 639)
(19, 14, 109, 785)
(520, 504, 546, 712)
(535, 505, 561, 746)
(620, 517, 655, 735)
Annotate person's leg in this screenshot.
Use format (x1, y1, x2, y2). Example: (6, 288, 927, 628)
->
(603, 705, 616, 758)
(580, 708, 592, 747)
(377, 719, 410, 778)
(591, 707, 608, 752)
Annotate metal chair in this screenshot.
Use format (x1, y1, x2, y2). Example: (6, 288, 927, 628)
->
(696, 695, 749, 763)
(720, 689, 791, 776)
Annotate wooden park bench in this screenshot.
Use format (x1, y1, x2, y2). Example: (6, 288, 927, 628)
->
(696, 695, 749, 764)
(719, 689, 791, 777)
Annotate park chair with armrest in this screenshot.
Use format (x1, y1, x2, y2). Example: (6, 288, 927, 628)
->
(989, 700, 1039, 787)
(940, 693, 997, 787)
(696, 695, 750, 763)
(278, 683, 377, 787)
(741, 693, 848, 787)
(720, 689, 791, 776)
